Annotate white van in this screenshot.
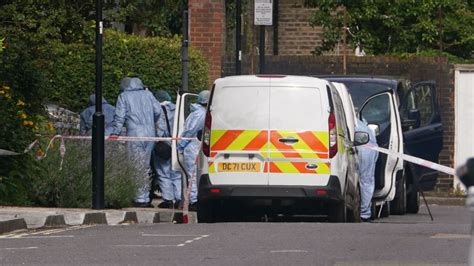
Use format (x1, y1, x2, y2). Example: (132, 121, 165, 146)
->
(172, 75, 369, 223)
(331, 82, 357, 141)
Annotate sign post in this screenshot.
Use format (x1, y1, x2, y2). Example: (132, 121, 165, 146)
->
(254, 0, 273, 74)
(236, 0, 242, 75)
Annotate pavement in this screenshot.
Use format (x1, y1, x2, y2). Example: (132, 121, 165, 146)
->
(0, 202, 197, 235)
(0, 195, 465, 235)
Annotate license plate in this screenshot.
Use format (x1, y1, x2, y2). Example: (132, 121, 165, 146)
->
(217, 162, 261, 172)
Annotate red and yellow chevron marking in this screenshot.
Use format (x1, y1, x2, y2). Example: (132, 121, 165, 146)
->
(268, 130, 328, 159)
(265, 162, 331, 174)
(209, 129, 330, 174)
(210, 130, 268, 157)
(210, 130, 329, 159)
(208, 162, 216, 173)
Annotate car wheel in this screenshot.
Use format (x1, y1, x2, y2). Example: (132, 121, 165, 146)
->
(390, 174, 407, 215)
(197, 200, 215, 223)
(406, 186, 420, 214)
(347, 186, 361, 223)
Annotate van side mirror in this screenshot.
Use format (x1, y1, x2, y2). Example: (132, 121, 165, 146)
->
(353, 131, 369, 146)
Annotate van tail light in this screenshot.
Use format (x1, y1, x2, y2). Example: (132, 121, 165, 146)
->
(203, 110, 212, 157)
(328, 112, 338, 158)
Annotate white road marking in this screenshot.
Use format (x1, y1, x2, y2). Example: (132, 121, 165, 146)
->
(20, 235, 74, 239)
(270, 250, 308, 253)
(0, 225, 94, 239)
(141, 234, 204, 237)
(430, 233, 470, 239)
(115, 245, 177, 248)
(0, 246, 38, 250)
(125, 234, 210, 248)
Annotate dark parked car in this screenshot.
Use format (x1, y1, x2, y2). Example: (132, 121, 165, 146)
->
(323, 76, 443, 215)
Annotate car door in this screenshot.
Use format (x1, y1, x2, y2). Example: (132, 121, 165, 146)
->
(400, 81, 443, 191)
(359, 91, 401, 200)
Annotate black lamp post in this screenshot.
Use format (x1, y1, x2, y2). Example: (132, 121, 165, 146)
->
(92, 0, 105, 209)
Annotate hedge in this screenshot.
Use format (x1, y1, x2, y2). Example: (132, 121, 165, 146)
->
(40, 29, 209, 112)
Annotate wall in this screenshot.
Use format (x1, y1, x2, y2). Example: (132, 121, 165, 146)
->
(189, 0, 225, 85)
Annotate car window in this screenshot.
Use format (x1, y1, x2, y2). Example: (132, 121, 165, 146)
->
(360, 94, 391, 125)
(183, 94, 198, 119)
(342, 82, 392, 112)
(400, 85, 434, 127)
(332, 89, 349, 138)
(413, 85, 433, 126)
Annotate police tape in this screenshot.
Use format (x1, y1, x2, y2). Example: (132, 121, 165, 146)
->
(39, 135, 197, 142)
(362, 143, 456, 176)
(0, 140, 39, 156)
(36, 135, 198, 170)
(1, 134, 198, 173)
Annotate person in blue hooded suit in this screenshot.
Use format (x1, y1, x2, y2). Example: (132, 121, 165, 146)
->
(152, 90, 182, 209)
(80, 94, 115, 136)
(356, 118, 379, 222)
(111, 77, 161, 207)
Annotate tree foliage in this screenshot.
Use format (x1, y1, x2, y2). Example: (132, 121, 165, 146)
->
(305, 0, 474, 59)
(41, 29, 208, 112)
(106, 0, 187, 37)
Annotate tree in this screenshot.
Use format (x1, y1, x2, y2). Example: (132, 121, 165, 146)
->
(106, 0, 187, 37)
(305, 0, 474, 59)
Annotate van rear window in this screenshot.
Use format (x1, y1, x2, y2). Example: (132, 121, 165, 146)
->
(211, 86, 270, 130)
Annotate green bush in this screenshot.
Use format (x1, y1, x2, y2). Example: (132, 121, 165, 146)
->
(40, 29, 209, 112)
(0, 82, 41, 205)
(24, 140, 140, 208)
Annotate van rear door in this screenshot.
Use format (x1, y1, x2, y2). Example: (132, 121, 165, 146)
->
(267, 81, 331, 186)
(172, 92, 198, 173)
(207, 82, 270, 185)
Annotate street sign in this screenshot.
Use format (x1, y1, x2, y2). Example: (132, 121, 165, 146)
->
(254, 0, 273, 26)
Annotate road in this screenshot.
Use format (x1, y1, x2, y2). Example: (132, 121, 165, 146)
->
(0, 205, 470, 265)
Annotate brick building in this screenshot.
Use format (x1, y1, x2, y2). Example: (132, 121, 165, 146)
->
(188, 0, 461, 194)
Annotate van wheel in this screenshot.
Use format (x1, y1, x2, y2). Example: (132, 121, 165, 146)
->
(347, 186, 361, 223)
(328, 193, 348, 223)
(406, 186, 420, 214)
(390, 174, 407, 215)
(197, 200, 215, 223)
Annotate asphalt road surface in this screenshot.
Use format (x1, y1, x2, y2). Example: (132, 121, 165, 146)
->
(0, 205, 470, 265)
